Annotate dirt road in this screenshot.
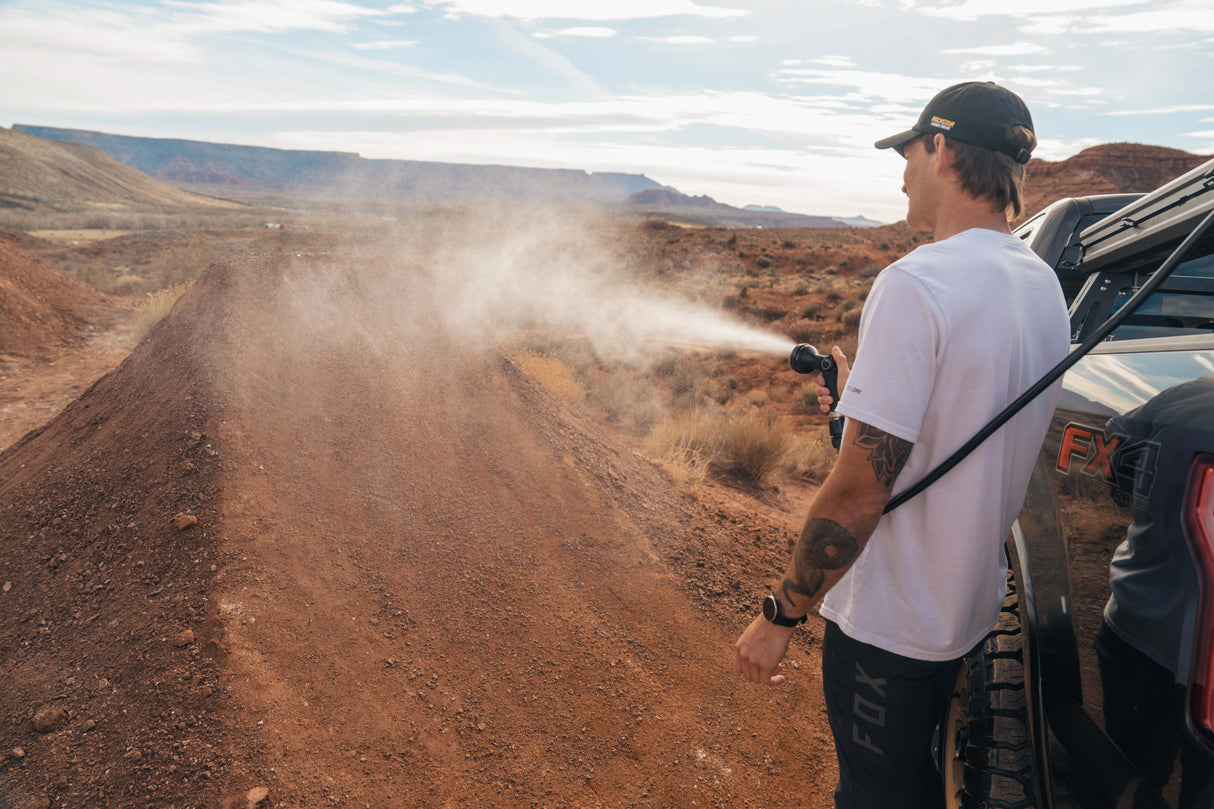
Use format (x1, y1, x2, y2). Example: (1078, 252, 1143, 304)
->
(1, 244, 834, 808)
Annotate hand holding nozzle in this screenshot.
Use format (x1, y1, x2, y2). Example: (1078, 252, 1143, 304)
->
(789, 344, 849, 451)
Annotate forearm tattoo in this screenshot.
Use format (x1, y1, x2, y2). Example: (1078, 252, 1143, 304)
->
(781, 518, 860, 604)
(853, 423, 912, 489)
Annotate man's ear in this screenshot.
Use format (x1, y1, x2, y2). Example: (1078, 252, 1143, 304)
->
(931, 133, 951, 175)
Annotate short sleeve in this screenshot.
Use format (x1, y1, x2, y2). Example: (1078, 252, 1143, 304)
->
(835, 267, 944, 444)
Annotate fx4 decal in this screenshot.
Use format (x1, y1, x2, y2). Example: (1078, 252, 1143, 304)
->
(1056, 423, 1160, 509)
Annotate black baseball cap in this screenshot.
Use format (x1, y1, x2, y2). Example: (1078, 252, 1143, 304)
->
(875, 81, 1035, 164)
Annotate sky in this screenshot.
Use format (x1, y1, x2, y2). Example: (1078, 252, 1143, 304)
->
(2, 0, 1212, 222)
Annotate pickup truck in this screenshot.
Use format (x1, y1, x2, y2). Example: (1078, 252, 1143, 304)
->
(940, 158, 1214, 809)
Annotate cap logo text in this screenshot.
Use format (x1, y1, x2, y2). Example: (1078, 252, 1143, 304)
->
(929, 116, 955, 131)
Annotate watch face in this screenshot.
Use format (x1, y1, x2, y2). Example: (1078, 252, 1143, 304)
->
(762, 593, 777, 621)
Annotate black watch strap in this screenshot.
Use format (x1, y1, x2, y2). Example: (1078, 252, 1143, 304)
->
(763, 591, 806, 627)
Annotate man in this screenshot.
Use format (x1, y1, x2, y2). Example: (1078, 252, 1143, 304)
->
(734, 82, 1071, 808)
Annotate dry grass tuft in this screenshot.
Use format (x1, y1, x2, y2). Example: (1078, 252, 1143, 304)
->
(795, 381, 821, 413)
(514, 351, 586, 407)
(586, 372, 660, 433)
(132, 283, 190, 339)
(718, 407, 792, 486)
(650, 410, 720, 489)
(787, 426, 837, 484)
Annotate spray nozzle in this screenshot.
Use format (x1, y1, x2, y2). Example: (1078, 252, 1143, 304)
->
(789, 344, 844, 452)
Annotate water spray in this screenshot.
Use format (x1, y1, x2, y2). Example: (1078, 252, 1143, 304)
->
(789, 344, 843, 451)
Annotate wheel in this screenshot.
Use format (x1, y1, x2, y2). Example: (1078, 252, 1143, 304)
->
(941, 574, 1038, 809)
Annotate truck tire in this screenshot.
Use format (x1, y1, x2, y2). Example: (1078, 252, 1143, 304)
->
(940, 574, 1038, 809)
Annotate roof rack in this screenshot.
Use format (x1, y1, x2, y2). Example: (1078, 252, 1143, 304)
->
(1078, 157, 1214, 272)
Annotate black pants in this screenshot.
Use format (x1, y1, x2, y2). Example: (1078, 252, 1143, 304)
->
(822, 620, 961, 809)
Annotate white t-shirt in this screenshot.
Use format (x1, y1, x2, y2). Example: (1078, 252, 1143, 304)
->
(821, 228, 1070, 661)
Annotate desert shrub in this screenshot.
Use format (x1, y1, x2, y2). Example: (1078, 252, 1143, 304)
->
(657, 443, 712, 490)
(740, 388, 769, 409)
(156, 236, 218, 287)
(653, 352, 709, 410)
(788, 427, 836, 484)
(653, 353, 702, 394)
(709, 375, 740, 405)
(110, 271, 147, 296)
(841, 308, 863, 328)
(72, 263, 112, 291)
(650, 410, 721, 489)
(132, 283, 190, 339)
(587, 372, 660, 432)
(748, 303, 785, 323)
(837, 334, 859, 360)
(817, 279, 843, 303)
(514, 351, 586, 407)
(800, 301, 821, 320)
(795, 381, 822, 413)
(718, 407, 791, 486)
(788, 319, 816, 344)
(836, 297, 861, 315)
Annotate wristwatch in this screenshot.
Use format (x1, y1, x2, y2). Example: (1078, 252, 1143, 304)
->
(763, 591, 807, 627)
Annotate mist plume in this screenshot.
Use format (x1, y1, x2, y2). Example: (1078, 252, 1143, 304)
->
(418, 208, 795, 362)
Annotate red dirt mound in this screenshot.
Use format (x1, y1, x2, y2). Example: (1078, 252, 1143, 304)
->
(1023, 143, 1209, 219)
(1, 248, 833, 807)
(0, 237, 113, 359)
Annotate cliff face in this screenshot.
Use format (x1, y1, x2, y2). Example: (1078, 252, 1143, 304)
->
(0, 127, 243, 213)
(12, 124, 663, 205)
(1022, 143, 1210, 219)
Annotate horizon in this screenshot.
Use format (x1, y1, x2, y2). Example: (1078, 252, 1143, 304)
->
(2, 0, 1211, 222)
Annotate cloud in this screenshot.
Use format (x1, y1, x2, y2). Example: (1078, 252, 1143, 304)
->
(1076, 0, 1214, 33)
(768, 67, 957, 107)
(479, 17, 607, 96)
(808, 55, 857, 68)
(639, 35, 714, 44)
(942, 42, 1048, 56)
(0, 0, 385, 64)
(910, 0, 1214, 35)
(534, 26, 618, 38)
(958, 60, 996, 73)
(353, 39, 419, 49)
(728, 35, 757, 42)
(161, 0, 383, 34)
(421, 0, 749, 21)
(0, 4, 203, 62)
(1010, 64, 1082, 73)
(1033, 136, 1106, 160)
(1106, 104, 1214, 116)
(911, 0, 1140, 23)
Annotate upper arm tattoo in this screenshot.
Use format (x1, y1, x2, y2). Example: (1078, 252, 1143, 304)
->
(852, 422, 912, 489)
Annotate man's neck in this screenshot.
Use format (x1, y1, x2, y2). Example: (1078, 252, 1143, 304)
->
(931, 194, 1011, 241)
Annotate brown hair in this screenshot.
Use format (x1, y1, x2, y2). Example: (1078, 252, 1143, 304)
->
(922, 125, 1036, 219)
